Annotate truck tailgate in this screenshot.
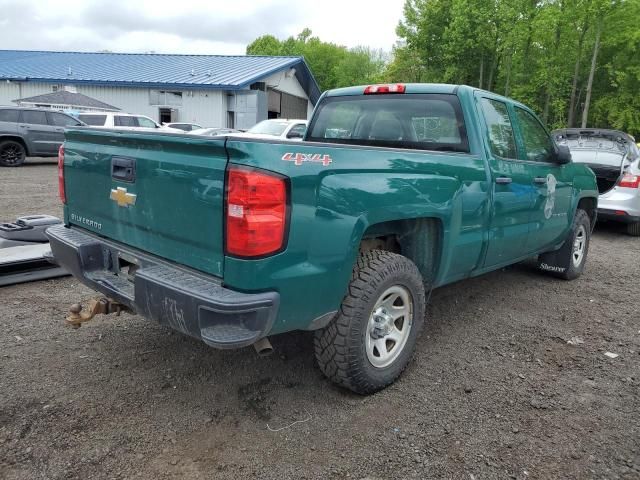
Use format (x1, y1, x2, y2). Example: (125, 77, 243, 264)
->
(63, 128, 227, 277)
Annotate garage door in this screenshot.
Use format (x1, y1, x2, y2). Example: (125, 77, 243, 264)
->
(280, 92, 308, 119)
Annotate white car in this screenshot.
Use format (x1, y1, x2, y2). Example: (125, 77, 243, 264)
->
(77, 112, 181, 132)
(237, 119, 307, 141)
(553, 128, 640, 236)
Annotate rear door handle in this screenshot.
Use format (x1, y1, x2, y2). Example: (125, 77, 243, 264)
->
(533, 177, 547, 185)
(495, 177, 512, 184)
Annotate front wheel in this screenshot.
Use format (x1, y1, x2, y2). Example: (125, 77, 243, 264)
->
(538, 208, 591, 280)
(314, 250, 426, 395)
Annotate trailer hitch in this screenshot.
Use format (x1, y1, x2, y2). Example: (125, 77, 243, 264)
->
(66, 297, 129, 329)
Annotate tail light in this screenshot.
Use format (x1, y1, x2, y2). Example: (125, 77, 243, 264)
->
(364, 84, 406, 94)
(225, 167, 287, 257)
(618, 174, 640, 188)
(58, 144, 66, 204)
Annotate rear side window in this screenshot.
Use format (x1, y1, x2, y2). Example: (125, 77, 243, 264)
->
(307, 94, 469, 153)
(114, 116, 138, 127)
(287, 123, 307, 138)
(514, 108, 555, 162)
(78, 115, 107, 126)
(20, 110, 48, 125)
(48, 112, 81, 127)
(0, 109, 19, 122)
(136, 116, 157, 128)
(480, 98, 517, 159)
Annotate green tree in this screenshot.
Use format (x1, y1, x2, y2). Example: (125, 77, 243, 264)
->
(389, 0, 640, 135)
(246, 29, 388, 91)
(246, 35, 282, 56)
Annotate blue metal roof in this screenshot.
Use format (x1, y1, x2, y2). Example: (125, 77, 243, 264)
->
(0, 50, 321, 103)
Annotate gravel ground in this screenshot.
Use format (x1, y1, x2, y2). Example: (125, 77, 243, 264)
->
(1, 160, 639, 480)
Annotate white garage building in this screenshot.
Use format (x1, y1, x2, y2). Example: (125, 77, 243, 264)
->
(0, 50, 321, 129)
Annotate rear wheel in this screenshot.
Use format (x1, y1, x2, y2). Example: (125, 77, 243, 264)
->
(314, 250, 425, 395)
(626, 222, 640, 236)
(538, 208, 591, 280)
(0, 140, 26, 167)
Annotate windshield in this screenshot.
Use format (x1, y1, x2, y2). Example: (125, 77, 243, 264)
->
(307, 93, 469, 153)
(248, 120, 289, 136)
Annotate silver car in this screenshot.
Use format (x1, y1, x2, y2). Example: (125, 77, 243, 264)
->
(553, 128, 640, 235)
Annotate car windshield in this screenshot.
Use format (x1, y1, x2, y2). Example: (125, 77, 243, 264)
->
(307, 93, 469, 153)
(248, 120, 289, 136)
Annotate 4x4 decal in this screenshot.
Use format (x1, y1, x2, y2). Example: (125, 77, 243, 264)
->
(282, 152, 332, 166)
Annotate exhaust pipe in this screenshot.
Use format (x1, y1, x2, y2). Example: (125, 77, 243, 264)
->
(253, 337, 273, 357)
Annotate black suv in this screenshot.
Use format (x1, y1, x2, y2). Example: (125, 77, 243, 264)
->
(0, 107, 83, 167)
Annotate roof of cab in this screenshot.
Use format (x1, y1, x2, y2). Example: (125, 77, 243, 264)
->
(322, 83, 527, 108)
(325, 83, 461, 97)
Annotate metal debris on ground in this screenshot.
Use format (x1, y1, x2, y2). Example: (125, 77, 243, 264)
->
(266, 410, 312, 432)
(604, 352, 619, 359)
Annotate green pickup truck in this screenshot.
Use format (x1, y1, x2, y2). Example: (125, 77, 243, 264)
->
(47, 84, 598, 394)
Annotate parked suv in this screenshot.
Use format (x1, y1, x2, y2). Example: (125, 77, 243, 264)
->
(0, 107, 83, 167)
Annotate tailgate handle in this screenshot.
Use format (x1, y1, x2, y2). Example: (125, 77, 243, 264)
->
(111, 157, 136, 183)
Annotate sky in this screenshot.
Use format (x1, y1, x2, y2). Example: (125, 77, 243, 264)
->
(0, 0, 406, 55)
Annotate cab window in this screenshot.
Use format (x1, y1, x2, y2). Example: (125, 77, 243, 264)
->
(479, 98, 517, 159)
(514, 107, 555, 162)
(307, 94, 469, 153)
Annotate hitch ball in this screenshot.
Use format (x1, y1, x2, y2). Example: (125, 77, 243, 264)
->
(65, 297, 127, 329)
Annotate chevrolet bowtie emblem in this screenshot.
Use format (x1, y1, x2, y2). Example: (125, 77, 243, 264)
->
(110, 187, 137, 207)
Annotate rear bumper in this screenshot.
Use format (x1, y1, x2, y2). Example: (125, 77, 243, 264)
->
(597, 208, 640, 224)
(45, 225, 279, 349)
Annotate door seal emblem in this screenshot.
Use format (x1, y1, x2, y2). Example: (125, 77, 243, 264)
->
(544, 174, 557, 219)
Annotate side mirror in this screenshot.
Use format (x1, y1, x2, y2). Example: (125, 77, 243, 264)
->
(555, 145, 572, 164)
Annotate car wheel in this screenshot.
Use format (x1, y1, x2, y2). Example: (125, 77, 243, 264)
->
(538, 208, 591, 280)
(626, 222, 640, 236)
(0, 140, 26, 167)
(314, 249, 425, 395)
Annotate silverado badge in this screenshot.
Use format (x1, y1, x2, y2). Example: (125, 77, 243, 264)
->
(110, 187, 137, 207)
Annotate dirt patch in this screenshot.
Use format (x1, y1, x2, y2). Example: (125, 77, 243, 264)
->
(1, 161, 639, 479)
